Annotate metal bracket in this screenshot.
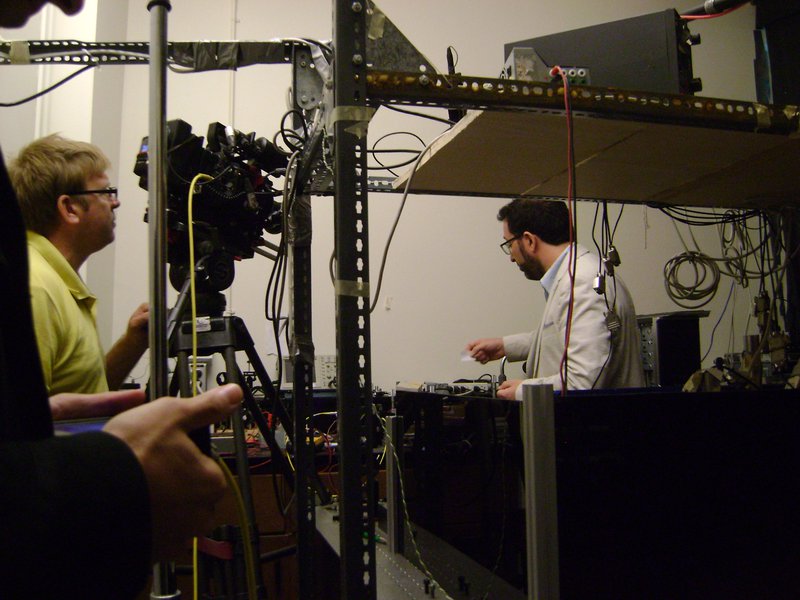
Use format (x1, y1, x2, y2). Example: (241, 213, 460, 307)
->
(293, 44, 326, 111)
(365, 1, 437, 74)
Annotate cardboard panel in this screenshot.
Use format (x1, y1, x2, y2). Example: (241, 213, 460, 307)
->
(395, 110, 800, 208)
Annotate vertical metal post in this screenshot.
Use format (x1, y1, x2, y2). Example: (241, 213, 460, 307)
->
(147, 1, 174, 598)
(521, 384, 560, 600)
(385, 415, 405, 554)
(332, 1, 377, 598)
(146, 2, 170, 399)
(288, 190, 316, 600)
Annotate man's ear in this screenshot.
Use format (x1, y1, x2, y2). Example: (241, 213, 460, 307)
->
(55, 194, 82, 225)
(521, 231, 537, 252)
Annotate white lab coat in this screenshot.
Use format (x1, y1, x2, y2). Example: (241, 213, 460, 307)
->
(503, 244, 645, 398)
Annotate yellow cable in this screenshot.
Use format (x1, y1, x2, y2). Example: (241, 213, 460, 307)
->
(188, 173, 214, 396)
(192, 537, 198, 600)
(188, 174, 214, 600)
(217, 455, 258, 600)
(285, 449, 295, 472)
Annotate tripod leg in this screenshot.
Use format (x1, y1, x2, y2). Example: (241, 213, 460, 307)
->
(175, 350, 192, 397)
(221, 345, 265, 598)
(237, 375, 295, 490)
(234, 323, 292, 434)
(228, 317, 323, 500)
(240, 344, 331, 504)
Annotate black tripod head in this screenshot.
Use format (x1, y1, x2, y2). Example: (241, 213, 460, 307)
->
(168, 247, 233, 319)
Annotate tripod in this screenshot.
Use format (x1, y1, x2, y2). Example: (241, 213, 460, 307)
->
(168, 289, 318, 599)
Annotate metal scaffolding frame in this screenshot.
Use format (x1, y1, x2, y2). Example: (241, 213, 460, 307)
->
(322, 3, 798, 598)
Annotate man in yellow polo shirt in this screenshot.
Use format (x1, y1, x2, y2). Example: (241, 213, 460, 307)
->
(9, 135, 148, 394)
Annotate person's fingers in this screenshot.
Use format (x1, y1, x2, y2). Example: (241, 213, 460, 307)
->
(50, 389, 146, 420)
(102, 388, 147, 408)
(90, 389, 147, 417)
(129, 303, 149, 324)
(131, 305, 149, 326)
(175, 384, 243, 432)
(496, 381, 513, 399)
(194, 502, 219, 533)
(52, 0, 86, 17)
(188, 452, 228, 494)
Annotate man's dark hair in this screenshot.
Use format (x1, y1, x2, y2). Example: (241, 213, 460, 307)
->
(498, 198, 570, 245)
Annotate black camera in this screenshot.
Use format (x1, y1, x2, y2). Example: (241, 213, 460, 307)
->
(134, 119, 287, 294)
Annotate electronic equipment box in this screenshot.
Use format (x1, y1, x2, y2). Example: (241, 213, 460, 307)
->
(504, 9, 702, 95)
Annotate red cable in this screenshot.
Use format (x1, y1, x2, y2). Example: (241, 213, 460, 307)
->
(681, 4, 746, 19)
(249, 458, 272, 470)
(550, 66, 578, 396)
(321, 432, 339, 494)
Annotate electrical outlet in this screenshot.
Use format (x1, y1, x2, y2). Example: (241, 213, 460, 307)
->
(192, 357, 213, 393)
(315, 354, 337, 388)
(170, 356, 213, 393)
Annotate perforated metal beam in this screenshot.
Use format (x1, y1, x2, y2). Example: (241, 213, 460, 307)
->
(332, 1, 377, 599)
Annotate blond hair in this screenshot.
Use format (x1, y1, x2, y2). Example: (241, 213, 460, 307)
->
(8, 134, 109, 236)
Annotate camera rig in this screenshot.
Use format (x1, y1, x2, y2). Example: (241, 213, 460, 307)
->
(134, 119, 287, 297)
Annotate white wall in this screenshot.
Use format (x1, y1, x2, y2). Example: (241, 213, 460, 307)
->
(2, 1, 766, 390)
(1, 1, 98, 155)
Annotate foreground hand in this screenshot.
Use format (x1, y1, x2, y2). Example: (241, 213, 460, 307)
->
(103, 384, 243, 561)
(497, 379, 522, 400)
(49, 388, 146, 421)
(465, 337, 505, 364)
